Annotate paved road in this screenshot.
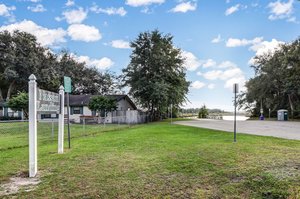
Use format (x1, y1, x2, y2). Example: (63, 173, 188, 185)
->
(174, 119, 300, 140)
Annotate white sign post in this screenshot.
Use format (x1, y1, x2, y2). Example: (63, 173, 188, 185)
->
(29, 74, 37, 178)
(58, 86, 64, 154)
(28, 74, 64, 177)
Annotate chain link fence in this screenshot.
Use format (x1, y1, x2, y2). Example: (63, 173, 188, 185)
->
(0, 114, 149, 151)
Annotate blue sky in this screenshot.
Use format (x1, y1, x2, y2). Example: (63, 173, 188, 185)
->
(0, 0, 299, 110)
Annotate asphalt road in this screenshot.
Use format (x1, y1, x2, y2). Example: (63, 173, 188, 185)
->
(174, 119, 300, 140)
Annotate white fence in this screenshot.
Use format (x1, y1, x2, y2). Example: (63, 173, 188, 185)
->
(80, 113, 148, 125)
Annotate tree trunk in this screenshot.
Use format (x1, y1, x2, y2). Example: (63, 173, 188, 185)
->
(6, 80, 15, 101)
(0, 88, 3, 101)
(150, 104, 154, 122)
(288, 94, 294, 119)
(98, 110, 101, 124)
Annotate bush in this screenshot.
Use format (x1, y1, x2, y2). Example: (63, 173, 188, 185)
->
(198, 105, 208, 118)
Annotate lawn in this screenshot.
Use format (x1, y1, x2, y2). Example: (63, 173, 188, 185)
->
(1, 120, 300, 198)
(0, 121, 131, 150)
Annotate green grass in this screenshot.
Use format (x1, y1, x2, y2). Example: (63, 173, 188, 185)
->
(0, 121, 131, 150)
(1, 121, 300, 198)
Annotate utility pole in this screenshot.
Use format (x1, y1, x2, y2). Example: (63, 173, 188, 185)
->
(233, 83, 239, 143)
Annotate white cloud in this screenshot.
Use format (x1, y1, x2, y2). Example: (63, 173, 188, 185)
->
(65, 0, 75, 7)
(201, 70, 223, 80)
(73, 55, 114, 70)
(55, 16, 63, 22)
(268, 0, 294, 21)
(202, 59, 216, 68)
(222, 67, 243, 80)
(67, 24, 101, 42)
(0, 4, 16, 16)
(248, 39, 284, 65)
(225, 36, 284, 65)
(27, 4, 46, 12)
(182, 51, 201, 71)
(22, 0, 41, 2)
(90, 5, 127, 16)
(226, 37, 263, 47)
(63, 7, 87, 24)
(196, 71, 203, 76)
(225, 4, 240, 16)
(141, 7, 154, 14)
(286, 16, 297, 23)
(125, 0, 165, 7)
(218, 61, 237, 68)
(110, 40, 131, 49)
(0, 20, 67, 46)
(170, 1, 197, 13)
(191, 81, 206, 89)
(207, 84, 215, 89)
(211, 34, 222, 43)
(0, 4, 16, 22)
(224, 76, 246, 91)
(199, 61, 246, 91)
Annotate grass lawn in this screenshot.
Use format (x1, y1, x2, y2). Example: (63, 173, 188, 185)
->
(0, 121, 131, 150)
(1, 120, 300, 198)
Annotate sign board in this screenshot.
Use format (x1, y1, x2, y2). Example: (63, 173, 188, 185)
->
(64, 76, 72, 93)
(28, 74, 65, 177)
(37, 88, 60, 113)
(233, 83, 239, 93)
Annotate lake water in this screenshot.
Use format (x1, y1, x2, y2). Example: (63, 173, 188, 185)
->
(222, 116, 249, 121)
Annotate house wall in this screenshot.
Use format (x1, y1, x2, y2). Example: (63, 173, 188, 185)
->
(63, 106, 90, 123)
(117, 98, 135, 111)
(3, 107, 22, 118)
(64, 99, 135, 123)
(83, 106, 92, 116)
(61, 96, 139, 124)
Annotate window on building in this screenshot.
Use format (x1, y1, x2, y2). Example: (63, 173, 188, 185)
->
(72, 107, 82, 114)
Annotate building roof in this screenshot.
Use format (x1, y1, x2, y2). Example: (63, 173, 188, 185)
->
(66, 94, 137, 110)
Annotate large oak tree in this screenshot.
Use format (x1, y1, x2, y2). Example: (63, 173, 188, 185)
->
(0, 30, 118, 104)
(238, 37, 300, 118)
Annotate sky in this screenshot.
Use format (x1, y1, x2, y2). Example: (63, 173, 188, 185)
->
(0, 0, 299, 111)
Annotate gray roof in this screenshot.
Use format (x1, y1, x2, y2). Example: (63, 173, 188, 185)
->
(66, 94, 137, 110)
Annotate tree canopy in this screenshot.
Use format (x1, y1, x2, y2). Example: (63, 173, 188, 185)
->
(0, 30, 118, 102)
(122, 30, 190, 120)
(88, 96, 117, 117)
(198, 105, 209, 119)
(238, 37, 300, 118)
(7, 92, 28, 118)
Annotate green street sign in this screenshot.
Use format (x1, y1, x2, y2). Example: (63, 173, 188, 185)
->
(64, 76, 72, 93)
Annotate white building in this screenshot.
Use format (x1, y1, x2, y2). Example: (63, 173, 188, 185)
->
(0, 102, 23, 119)
(64, 94, 146, 124)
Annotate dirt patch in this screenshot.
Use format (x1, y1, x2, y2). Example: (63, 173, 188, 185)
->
(266, 162, 300, 180)
(0, 172, 41, 196)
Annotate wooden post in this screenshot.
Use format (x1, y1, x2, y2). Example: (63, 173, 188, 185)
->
(58, 86, 64, 154)
(28, 74, 37, 177)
